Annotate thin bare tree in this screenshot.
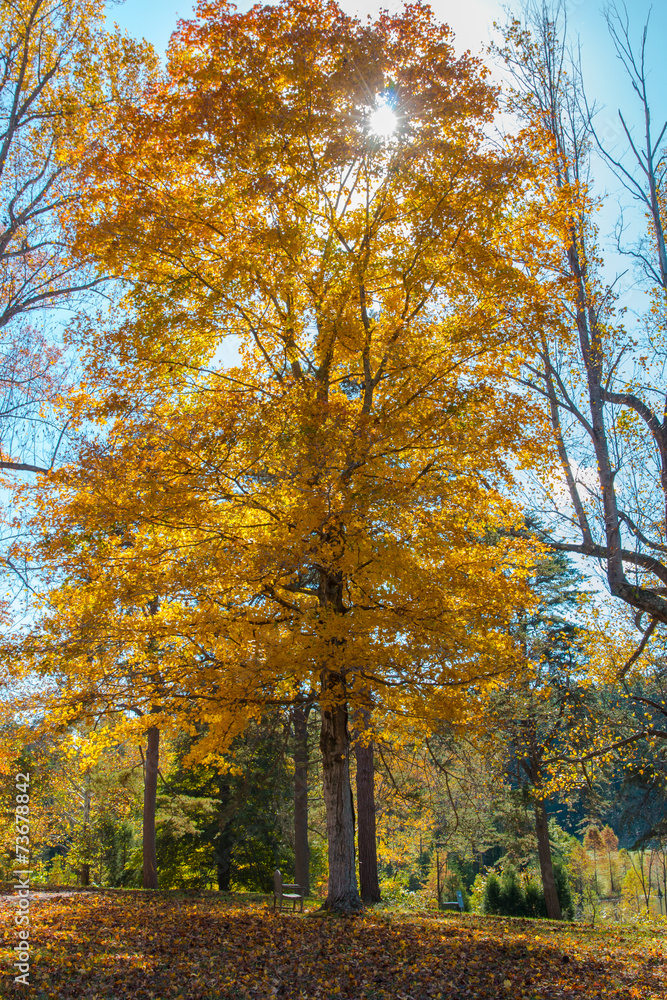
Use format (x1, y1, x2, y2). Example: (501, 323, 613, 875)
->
(500, 2, 667, 641)
(0, 0, 108, 477)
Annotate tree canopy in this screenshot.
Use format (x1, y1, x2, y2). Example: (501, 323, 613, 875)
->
(7, 0, 551, 911)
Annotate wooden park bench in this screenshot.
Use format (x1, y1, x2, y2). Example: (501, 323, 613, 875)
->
(440, 890, 464, 913)
(273, 869, 305, 912)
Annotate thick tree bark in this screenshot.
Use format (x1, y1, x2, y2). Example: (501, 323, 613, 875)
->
(320, 675, 363, 912)
(293, 704, 310, 895)
(354, 720, 381, 903)
(534, 799, 562, 920)
(142, 726, 160, 890)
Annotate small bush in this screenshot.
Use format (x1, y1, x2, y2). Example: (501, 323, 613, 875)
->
(378, 871, 434, 911)
(46, 856, 77, 886)
(482, 867, 556, 919)
(525, 879, 548, 919)
(553, 859, 575, 920)
(499, 868, 527, 917)
(483, 873, 502, 914)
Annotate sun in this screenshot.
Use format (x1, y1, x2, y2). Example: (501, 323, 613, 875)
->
(368, 99, 398, 139)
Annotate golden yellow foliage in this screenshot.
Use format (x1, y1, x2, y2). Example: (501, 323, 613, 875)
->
(5, 0, 552, 911)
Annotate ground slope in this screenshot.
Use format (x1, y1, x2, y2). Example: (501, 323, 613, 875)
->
(0, 892, 664, 998)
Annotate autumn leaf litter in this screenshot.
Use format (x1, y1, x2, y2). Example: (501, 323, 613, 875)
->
(1, 893, 665, 999)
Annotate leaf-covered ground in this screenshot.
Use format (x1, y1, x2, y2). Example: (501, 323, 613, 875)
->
(1, 891, 665, 999)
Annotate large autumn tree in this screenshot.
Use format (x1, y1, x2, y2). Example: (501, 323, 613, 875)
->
(11, 0, 549, 911)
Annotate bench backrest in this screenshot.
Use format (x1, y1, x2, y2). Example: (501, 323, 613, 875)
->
(274, 869, 283, 894)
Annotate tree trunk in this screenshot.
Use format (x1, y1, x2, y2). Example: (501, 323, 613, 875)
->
(216, 780, 233, 891)
(293, 704, 310, 895)
(80, 769, 91, 887)
(535, 800, 562, 920)
(142, 726, 160, 890)
(320, 675, 362, 912)
(216, 827, 233, 891)
(354, 728, 381, 903)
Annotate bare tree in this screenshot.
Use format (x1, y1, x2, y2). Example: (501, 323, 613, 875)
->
(500, 2, 667, 644)
(595, 5, 667, 291)
(0, 0, 108, 477)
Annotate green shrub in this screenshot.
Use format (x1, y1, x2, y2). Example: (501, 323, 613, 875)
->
(98, 818, 136, 887)
(554, 858, 574, 920)
(483, 873, 502, 914)
(524, 879, 548, 918)
(46, 855, 77, 886)
(481, 861, 574, 920)
(378, 870, 434, 911)
(499, 867, 527, 917)
(482, 867, 554, 919)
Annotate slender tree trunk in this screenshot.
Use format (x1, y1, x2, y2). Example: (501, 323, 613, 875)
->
(142, 726, 160, 890)
(535, 800, 562, 920)
(216, 829, 233, 891)
(354, 717, 380, 903)
(320, 674, 362, 912)
(216, 780, 233, 891)
(80, 769, 91, 887)
(293, 704, 310, 895)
